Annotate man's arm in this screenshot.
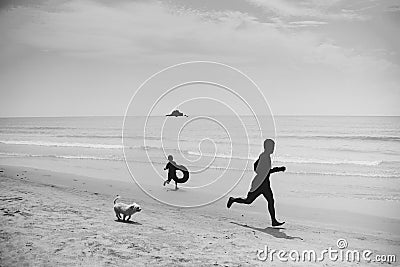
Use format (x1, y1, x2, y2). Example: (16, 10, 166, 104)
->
(253, 158, 259, 172)
(269, 166, 286, 174)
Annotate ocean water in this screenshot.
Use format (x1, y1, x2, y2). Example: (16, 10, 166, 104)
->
(1, 116, 399, 175)
(1, 116, 400, 205)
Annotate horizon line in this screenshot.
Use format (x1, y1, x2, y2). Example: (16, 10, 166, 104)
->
(1, 114, 400, 119)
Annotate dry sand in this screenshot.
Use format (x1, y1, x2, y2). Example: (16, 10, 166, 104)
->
(0, 164, 399, 266)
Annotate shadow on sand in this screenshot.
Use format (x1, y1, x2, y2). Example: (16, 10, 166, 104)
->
(166, 188, 186, 192)
(114, 219, 142, 225)
(230, 222, 303, 241)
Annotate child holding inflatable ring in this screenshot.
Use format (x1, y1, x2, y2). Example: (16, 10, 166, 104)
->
(163, 155, 190, 190)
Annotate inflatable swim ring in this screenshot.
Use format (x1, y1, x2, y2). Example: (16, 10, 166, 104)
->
(173, 165, 190, 183)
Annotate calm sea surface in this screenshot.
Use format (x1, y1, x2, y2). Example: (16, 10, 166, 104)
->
(1, 116, 399, 179)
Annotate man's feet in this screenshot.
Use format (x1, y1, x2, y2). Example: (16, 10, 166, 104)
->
(227, 197, 234, 208)
(272, 220, 285, 227)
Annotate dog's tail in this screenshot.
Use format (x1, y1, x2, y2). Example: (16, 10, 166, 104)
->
(113, 195, 120, 205)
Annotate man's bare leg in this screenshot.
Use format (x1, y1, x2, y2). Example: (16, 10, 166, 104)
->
(263, 190, 284, 227)
(227, 191, 259, 208)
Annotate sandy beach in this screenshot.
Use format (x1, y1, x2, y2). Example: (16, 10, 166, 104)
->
(1, 164, 399, 266)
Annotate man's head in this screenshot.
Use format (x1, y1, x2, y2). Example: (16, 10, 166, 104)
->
(168, 155, 173, 161)
(264, 139, 275, 154)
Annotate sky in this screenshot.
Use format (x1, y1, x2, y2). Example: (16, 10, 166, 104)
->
(0, 0, 399, 116)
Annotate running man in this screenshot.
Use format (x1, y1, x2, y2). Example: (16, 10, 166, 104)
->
(227, 139, 286, 227)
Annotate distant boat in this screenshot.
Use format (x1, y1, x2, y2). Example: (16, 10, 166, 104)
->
(166, 110, 188, 117)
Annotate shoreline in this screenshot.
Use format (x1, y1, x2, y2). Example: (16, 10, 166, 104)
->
(1, 162, 400, 232)
(1, 164, 399, 266)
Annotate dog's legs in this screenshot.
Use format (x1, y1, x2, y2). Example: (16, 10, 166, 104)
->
(123, 214, 127, 221)
(115, 211, 122, 221)
(126, 215, 131, 221)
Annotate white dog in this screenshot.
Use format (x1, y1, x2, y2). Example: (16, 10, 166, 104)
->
(113, 195, 141, 222)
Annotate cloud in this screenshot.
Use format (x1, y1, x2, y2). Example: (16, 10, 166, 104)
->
(0, 1, 284, 60)
(245, 0, 365, 21)
(386, 5, 400, 12)
(288, 20, 328, 27)
(0, 2, 347, 57)
(0, 0, 397, 79)
(1, 0, 397, 71)
(0, 0, 399, 116)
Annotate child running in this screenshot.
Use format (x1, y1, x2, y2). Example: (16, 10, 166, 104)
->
(163, 155, 189, 190)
